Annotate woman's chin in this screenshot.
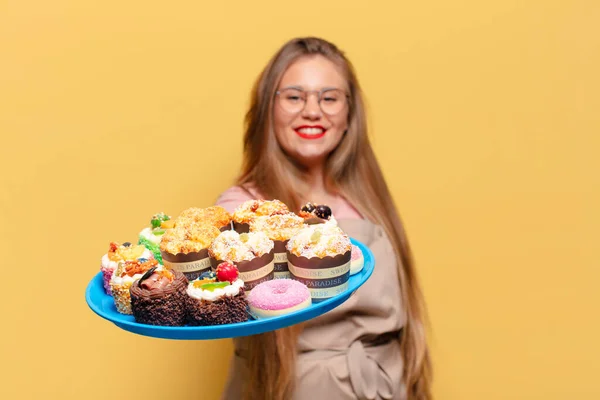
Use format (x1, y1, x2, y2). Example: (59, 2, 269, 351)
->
(289, 152, 328, 168)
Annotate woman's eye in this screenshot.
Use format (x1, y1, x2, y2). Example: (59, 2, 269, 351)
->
(323, 97, 337, 102)
(287, 96, 301, 101)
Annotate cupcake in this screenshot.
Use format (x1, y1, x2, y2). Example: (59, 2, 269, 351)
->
(100, 242, 153, 295)
(110, 258, 160, 314)
(138, 212, 174, 263)
(286, 218, 352, 301)
(175, 206, 232, 231)
(130, 267, 188, 326)
(186, 262, 248, 326)
(231, 199, 289, 233)
(250, 213, 305, 279)
(160, 224, 221, 281)
(209, 230, 275, 291)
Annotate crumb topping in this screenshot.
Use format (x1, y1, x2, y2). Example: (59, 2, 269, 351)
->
(175, 206, 231, 229)
(115, 258, 159, 278)
(249, 213, 305, 241)
(160, 224, 221, 254)
(286, 218, 351, 258)
(209, 230, 274, 262)
(232, 199, 289, 224)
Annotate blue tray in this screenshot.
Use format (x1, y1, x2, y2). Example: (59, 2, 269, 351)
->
(85, 238, 374, 340)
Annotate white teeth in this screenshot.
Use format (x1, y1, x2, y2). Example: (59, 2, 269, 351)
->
(297, 128, 324, 134)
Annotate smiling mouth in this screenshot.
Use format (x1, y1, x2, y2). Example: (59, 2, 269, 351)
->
(294, 126, 326, 139)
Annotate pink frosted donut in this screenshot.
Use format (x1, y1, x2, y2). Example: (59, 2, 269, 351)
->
(350, 245, 364, 275)
(247, 279, 311, 319)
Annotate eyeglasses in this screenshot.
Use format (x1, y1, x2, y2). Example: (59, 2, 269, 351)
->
(275, 87, 349, 115)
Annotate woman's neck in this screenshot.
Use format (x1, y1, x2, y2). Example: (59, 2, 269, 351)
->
(300, 164, 337, 205)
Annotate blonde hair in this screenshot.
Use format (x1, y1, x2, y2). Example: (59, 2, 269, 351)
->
(237, 37, 432, 400)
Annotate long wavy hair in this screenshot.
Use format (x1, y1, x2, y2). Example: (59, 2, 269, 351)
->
(237, 37, 432, 400)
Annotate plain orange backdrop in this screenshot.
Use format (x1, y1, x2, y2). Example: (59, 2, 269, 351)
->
(1, 1, 599, 399)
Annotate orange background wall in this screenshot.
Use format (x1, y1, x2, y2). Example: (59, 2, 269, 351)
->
(1, 1, 599, 399)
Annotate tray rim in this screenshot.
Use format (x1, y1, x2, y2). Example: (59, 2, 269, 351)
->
(85, 237, 374, 340)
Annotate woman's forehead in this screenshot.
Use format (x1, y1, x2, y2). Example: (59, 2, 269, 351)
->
(279, 55, 348, 91)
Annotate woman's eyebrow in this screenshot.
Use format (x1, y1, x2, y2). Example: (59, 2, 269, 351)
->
(279, 85, 304, 90)
(279, 85, 340, 91)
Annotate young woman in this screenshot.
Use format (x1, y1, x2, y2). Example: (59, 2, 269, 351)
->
(216, 37, 432, 400)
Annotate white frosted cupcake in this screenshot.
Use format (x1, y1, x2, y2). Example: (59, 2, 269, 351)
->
(186, 262, 248, 326)
(209, 230, 275, 291)
(286, 218, 352, 301)
(250, 213, 305, 279)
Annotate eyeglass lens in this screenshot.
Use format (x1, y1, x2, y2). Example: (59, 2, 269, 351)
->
(277, 88, 347, 115)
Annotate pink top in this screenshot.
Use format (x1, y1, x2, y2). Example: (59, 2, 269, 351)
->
(215, 185, 363, 220)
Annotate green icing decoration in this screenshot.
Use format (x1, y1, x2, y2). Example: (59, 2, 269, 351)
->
(138, 236, 162, 263)
(150, 212, 170, 229)
(199, 281, 230, 292)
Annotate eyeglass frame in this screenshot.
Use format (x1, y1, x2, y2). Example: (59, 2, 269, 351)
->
(274, 86, 351, 115)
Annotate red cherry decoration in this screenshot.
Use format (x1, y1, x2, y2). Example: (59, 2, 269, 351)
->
(216, 261, 239, 283)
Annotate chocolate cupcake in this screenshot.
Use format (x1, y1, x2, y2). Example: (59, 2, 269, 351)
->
(130, 268, 188, 326)
(231, 199, 289, 233)
(160, 224, 220, 281)
(209, 230, 275, 291)
(286, 218, 352, 302)
(186, 263, 248, 326)
(249, 213, 305, 279)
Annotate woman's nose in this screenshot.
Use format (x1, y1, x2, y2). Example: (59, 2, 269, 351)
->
(302, 92, 322, 119)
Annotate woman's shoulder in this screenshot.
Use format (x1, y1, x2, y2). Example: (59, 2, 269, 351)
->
(215, 185, 262, 213)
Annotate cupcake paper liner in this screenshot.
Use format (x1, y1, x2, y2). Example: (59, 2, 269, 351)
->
(287, 250, 351, 302)
(232, 221, 250, 233)
(273, 240, 290, 279)
(161, 248, 211, 281)
(210, 249, 275, 291)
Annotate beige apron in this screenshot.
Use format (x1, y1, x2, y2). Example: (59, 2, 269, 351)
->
(222, 219, 407, 400)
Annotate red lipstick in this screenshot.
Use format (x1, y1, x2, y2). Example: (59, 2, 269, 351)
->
(294, 125, 326, 140)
